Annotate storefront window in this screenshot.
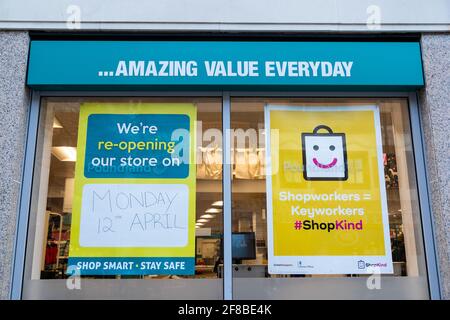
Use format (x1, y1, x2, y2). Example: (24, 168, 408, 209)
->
(230, 98, 429, 299)
(23, 97, 223, 299)
(22, 95, 430, 299)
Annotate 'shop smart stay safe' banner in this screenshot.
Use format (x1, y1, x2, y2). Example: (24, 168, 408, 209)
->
(68, 103, 196, 275)
(265, 105, 393, 274)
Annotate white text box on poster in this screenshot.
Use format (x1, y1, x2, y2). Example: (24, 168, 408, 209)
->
(79, 184, 189, 247)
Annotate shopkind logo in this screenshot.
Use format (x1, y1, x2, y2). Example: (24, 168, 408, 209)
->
(293, 219, 363, 232)
(357, 260, 388, 270)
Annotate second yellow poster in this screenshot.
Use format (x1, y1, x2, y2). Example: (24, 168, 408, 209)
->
(265, 105, 392, 274)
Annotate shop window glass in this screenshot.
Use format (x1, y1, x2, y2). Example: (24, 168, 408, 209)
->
(231, 98, 429, 299)
(21, 95, 430, 300)
(22, 97, 223, 299)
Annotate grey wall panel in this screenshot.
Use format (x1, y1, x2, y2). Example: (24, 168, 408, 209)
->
(0, 31, 30, 300)
(419, 33, 450, 300)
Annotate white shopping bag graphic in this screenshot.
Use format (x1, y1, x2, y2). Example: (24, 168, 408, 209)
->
(302, 125, 348, 181)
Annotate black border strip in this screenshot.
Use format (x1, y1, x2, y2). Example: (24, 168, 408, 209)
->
(29, 31, 421, 42)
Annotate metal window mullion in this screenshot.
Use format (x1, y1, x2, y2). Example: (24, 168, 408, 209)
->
(408, 92, 441, 300)
(10, 91, 41, 299)
(222, 92, 233, 300)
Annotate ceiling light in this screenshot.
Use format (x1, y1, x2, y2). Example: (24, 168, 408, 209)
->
(195, 222, 204, 226)
(53, 117, 63, 128)
(52, 147, 77, 162)
(206, 208, 222, 214)
(201, 214, 215, 219)
(197, 219, 208, 223)
(212, 201, 223, 207)
(195, 226, 200, 229)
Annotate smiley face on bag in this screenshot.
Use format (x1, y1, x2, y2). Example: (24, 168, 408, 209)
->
(302, 125, 348, 181)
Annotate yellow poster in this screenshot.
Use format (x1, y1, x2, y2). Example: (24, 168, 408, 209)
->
(68, 103, 196, 275)
(265, 105, 392, 274)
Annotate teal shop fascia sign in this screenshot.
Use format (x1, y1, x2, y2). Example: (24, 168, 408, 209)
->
(27, 41, 424, 90)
